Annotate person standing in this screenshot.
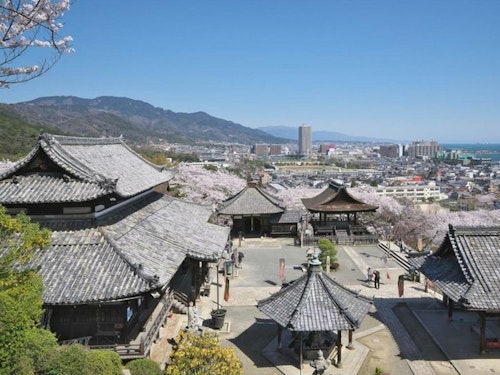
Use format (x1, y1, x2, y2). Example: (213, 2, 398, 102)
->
(238, 251, 244, 268)
(374, 270, 381, 289)
(187, 301, 201, 331)
(367, 267, 373, 286)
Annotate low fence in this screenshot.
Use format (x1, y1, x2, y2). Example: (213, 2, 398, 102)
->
(301, 234, 379, 246)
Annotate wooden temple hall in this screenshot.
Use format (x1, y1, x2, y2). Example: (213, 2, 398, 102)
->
(0, 133, 231, 359)
(301, 181, 379, 245)
(410, 225, 500, 353)
(258, 255, 373, 369)
(217, 182, 302, 238)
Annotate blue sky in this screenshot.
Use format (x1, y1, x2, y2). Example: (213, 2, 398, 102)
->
(1, 1, 499, 143)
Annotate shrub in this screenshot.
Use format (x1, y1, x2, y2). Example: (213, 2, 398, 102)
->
(44, 345, 122, 375)
(166, 330, 243, 375)
(44, 345, 88, 375)
(86, 350, 122, 375)
(317, 238, 338, 269)
(127, 358, 163, 375)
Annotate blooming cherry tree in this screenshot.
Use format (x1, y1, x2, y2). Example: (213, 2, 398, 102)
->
(354, 187, 500, 248)
(0, 0, 73, 87)
(170, 164, 246, 207)
(169, 167, 500, 250)
(0, 159, 15, 173)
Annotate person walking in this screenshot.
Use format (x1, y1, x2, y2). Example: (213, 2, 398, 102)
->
(374, 270, 381, 289)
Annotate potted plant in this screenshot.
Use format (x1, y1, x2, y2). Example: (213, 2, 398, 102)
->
(210, 309, 227, 329)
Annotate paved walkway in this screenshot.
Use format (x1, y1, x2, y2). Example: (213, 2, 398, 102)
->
(153, 238, 500, 374)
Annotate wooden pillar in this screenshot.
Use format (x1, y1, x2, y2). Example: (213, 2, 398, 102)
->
(479, 312, 486, 353)
(277, 325, 282, 349)
(448, 299, 454, 321)
(346, 329, 354, 350)
(336, 330, 343, 368)
(193, 260, 198, 301)
(299, 332, 303, 371)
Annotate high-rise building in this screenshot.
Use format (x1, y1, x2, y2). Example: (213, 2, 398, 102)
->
(319, 144, 335, 154)
(269, 144, 282, 155)
(298, 124, 312, 156)
(252, 144, 269, 157)
(407, 141, 442, 159)
(379, 144, 401, 158)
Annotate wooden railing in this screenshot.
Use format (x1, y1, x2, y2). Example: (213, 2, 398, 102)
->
(84, 292, 175, 359)
(141, 292, 174, 357)
(302, 233, 378, 246)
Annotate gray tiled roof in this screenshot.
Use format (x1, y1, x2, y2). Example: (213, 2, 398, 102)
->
(101, 194, 230, 286)
(0, 174, 110, 204)
(27, 193, 230, 305)
(218, 186, 284, 215)
(269, 210, 303, 224)
(0, 133, 173, 203)
(301, 181, 378, 213)
(258, 262, 372, 331)
(27, 224, 157, 305)
(410, 225, 500, 311)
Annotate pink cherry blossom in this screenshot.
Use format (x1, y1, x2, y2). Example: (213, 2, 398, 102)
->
(1, 0, 72, 87)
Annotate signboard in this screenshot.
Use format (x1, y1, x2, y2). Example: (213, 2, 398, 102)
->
(398, 275, 405, 297)
(279, 258, 285, 279)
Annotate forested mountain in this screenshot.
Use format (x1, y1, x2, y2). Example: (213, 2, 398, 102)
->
(0, 108, 64, 160)
(0, 96, 289, 149)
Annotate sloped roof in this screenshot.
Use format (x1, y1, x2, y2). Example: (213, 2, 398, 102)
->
(27, 193, 230, 305)
(218, 185, 284, 215)
(410, 225, 500, 311)
(0, 174, 111, 204)
(27, 223, 157, 305)
(301, 182, 378, 213)
(258, 258, 372, 331)
(269, 210, 303, 224)
(0, 133, 173, 203)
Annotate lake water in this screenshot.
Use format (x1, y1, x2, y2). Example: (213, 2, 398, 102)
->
(442, 144, 500, 162)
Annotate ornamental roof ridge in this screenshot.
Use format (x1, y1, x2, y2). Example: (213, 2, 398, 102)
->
(40, 133, 110, 184)
(43, 133, 125, 146)
(0, 144, 39, 179)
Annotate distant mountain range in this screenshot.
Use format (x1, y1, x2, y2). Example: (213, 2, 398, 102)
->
(257, 125, 400, 143)
(0, 96, 288, 146)
(0, 96, 398, 160)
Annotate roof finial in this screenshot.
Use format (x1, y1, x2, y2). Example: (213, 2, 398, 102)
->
(309, 253, 322, 272)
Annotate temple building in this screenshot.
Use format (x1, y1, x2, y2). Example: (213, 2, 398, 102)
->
(301, 181, 378, 244)
(0, 133, 230, 359)
(409, 225, 500, 353)
(217, 182, 301, 238)
(258, 255, 373, 368)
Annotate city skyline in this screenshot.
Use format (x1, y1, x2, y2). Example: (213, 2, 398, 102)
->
(1, 1, 499, 143)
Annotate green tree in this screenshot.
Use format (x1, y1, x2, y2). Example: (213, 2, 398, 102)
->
(166, 330, 243, 375)
(127, 358, 163, 375)
(0, 206, 51, 289)
(0, 206, 56, 375)
(317, 238, 338, 270)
